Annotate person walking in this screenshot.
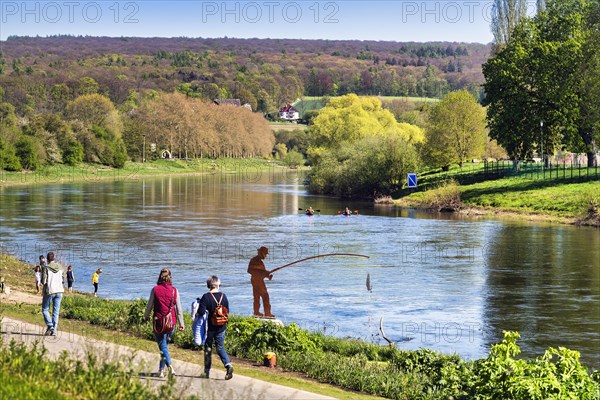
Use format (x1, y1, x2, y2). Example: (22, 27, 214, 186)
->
(143, 268, 185, 378)
(33, 265, 42, 294)
(41, 252, 64, 336)
(92, 268, 102, 297)
(196, 275, 233, 380)
(66, 265, 74, 293)
(247, 246, 275, 317)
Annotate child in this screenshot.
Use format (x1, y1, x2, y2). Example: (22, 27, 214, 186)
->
(92, 268, 102, 297)
(34, 265, 42, 294)
(66, 265, 74, 293)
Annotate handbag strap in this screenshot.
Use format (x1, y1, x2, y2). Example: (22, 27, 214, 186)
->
(169, 288, 175, 311)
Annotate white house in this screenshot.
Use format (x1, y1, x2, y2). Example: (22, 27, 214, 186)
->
(278, 104, 300, 121)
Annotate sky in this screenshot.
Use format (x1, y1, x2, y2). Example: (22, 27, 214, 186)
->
(0, 0, 524, 43)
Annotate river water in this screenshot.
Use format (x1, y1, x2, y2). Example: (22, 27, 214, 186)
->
(1, 171, 598, 368)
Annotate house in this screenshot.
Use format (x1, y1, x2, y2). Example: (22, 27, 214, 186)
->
(279, 104, 300, 121)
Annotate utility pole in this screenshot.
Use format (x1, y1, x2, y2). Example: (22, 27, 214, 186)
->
(540, 121, 544, 175)
(142, 134, 146, 163)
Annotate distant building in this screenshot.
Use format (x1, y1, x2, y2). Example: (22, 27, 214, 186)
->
(279, 104, 300, 121)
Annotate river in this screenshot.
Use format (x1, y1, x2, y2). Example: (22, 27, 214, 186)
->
(1, 171, 598, 368)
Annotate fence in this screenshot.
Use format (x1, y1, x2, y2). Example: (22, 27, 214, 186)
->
(401, 160, 600, 195)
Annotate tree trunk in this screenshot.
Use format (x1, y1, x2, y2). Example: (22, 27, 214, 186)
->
(587, 151, 596, 167)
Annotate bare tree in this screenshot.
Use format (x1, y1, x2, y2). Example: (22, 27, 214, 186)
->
(491, 0, 528, 46)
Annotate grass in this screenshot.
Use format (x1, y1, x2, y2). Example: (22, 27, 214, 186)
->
(397, 171, 600, 224)
(0, 158, 293, 188)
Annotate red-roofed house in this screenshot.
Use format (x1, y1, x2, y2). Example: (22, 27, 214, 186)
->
(279, 104, 300, 121)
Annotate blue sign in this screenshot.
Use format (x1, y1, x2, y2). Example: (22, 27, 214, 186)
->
(407, 173, 417, 188)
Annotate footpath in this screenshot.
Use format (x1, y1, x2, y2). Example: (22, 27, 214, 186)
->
(0, 291, 334, 400)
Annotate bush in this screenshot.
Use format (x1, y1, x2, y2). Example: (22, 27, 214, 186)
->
(421, 179, 463, 211)
(283, 149, 305, 167)
(0, 338, 186, 399)
(308, 135, 420, 198)
(57, 296, 600, 400)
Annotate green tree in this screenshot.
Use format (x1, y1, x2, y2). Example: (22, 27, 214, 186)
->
(15, 136, 39, 170)
(0, 136, 21, 171)
(60, 136, 84, 166)
(66, 94, 121, 133)
(483, 0, 589, 161)
(309, 94, 424, 150)
(424, 90, 487, 169)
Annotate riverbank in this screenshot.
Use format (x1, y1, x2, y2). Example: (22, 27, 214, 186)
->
(395, 178, 600, 227)
(0, 158, 302, 188)
(2, 253, 599, 399)
(0, 254, 377, 400)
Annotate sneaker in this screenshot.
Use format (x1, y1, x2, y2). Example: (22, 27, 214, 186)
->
(158, 369, 165, 379)
(44, 327, 53, 336)
(50, 329, 57, 336)
(225, 365, 234, 380)
(200, 371, 210, 379)
(167, 365, 176, 377)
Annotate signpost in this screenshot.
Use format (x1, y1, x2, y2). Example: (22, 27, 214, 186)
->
(407, 173, 417, 188)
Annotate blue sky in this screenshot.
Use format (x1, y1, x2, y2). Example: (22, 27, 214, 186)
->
(0, 1, 500, 43)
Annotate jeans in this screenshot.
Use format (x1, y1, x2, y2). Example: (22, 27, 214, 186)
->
(154, 329, 175, 370)
(204, 329, 230, 372)
(42, 293, 63, 331)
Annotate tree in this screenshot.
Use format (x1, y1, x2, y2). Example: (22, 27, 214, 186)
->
(574, 0, 600, 166)
(0, 136, 21, 171)
(66, 94, 121, 134)
(491, 0, 528, 46)
(15, 136, 39, 170)
(425, 90, 487, 169)
(309, 94, 424, 151)
(483, 0, 589, 161)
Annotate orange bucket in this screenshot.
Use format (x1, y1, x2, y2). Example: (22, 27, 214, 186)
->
(263, 352, 276, 368)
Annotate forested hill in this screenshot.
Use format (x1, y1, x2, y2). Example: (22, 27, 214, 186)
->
(0, 36, 491, 113)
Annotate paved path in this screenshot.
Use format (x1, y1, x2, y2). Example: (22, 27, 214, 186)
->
(1, 317, 335, 400)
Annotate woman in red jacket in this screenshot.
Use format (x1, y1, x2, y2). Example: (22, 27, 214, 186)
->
(144, 268, 185, 378)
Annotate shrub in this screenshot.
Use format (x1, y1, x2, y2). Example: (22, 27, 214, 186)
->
(283, 149, 305, 167)
(421, 179, 462, 211)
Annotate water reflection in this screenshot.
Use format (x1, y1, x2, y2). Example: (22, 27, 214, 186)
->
(0, 172, 598, 368)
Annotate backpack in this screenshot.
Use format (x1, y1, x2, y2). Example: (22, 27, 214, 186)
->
(210, 292, 229, 326)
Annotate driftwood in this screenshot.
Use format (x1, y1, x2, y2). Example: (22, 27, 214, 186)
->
(379, 317, 395, 347)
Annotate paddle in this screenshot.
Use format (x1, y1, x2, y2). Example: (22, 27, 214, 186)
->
(270, 253, 370, 274)
(298, 208, 320, 213)
(338, 210, 359, 215)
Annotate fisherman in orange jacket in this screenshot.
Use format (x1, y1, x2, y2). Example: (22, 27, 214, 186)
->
(247, 246, 275, 318)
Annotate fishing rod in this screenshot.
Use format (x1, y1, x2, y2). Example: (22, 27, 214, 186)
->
(270, 253, 370, 274)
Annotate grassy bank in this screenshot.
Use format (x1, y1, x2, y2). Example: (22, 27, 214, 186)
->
(0, 158, 296, 187)
(2, 254, 599, 400)
(396, 171, 600, 226)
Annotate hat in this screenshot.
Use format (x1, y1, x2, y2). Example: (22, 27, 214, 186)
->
(257, 246, 269, 253)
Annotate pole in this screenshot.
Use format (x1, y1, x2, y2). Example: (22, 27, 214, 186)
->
(142, 135, 146, 163)
(540, 121, 544, 176)
(270, 253, 370, 274)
